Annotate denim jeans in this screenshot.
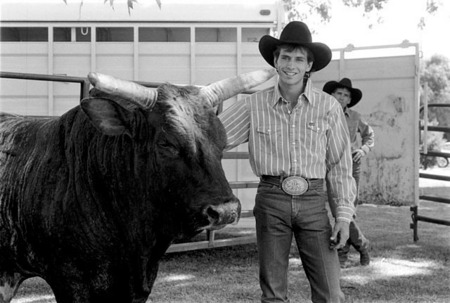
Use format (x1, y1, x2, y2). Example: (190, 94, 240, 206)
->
(254, 179, 344, 303)
(352, 159, 361, 205)
(327, 160, 370, 254)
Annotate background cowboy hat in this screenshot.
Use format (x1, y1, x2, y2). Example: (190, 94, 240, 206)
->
(258, 21, 332, 72)
(323, 78, 363, 108)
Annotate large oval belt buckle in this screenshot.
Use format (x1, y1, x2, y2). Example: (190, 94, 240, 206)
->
(281, 176, 308, 196)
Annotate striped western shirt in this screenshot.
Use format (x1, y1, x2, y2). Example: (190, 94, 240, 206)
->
(219, 78, 356, 223)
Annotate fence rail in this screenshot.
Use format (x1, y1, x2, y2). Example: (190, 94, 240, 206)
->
(411, 103, 450, 241)
(1, 71, 91, 100)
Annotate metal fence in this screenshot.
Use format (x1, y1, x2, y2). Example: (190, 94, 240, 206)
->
(411, 102, 450, 241)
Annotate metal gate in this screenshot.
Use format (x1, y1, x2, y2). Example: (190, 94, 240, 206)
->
(410, 101, 450, 241)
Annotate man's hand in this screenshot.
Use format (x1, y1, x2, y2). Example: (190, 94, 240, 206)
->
(330, 221, 350, 250)
(352, 149, 365, 163)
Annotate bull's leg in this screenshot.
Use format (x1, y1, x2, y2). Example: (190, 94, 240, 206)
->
(46, 272, 91, 303)
(145, 238, 173, 294)
(0, 271, 24, 303)
(48, 268, 139, 303)
(51, 280, 146, 303)
(50, 280, 97, 303)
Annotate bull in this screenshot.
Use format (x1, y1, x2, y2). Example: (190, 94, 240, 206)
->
(0, 69, 275, 303)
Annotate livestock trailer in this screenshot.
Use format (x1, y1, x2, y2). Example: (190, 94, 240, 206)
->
(0, 0, 285, 115)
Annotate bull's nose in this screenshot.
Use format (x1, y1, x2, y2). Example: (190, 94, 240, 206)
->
(205, 205, 221, 221)
(203, 200, 241, 229)
(205, 204, 239, 224)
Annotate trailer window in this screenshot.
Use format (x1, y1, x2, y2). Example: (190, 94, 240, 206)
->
(139, 27, 190, 42)
(54, 28, 71, 42)
(195, 28, 236, 42)
(0, 27, 48, 42)
(53, 27, 92, 42)
(96, 27, 133, 42)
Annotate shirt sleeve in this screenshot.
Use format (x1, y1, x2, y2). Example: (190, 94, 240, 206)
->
(218, 100, 251, 151)
(358, 117, 375, 155)
(326, 104, 357, 223)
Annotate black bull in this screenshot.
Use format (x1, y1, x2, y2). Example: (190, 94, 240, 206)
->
(0, 69, 275, 303)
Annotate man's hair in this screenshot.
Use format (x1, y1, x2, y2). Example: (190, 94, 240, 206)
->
(273, 44, 315, 65)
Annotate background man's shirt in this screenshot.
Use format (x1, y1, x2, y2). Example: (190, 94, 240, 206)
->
(345, 108, 375, 155)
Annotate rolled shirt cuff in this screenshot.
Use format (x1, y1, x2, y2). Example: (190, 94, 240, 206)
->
(360, 145, 370, 155)
(336, 205, 355, 223)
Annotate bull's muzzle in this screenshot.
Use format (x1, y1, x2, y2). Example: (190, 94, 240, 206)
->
(202, 200, 241, 231)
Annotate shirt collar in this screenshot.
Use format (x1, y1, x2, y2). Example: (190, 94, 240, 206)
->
(343, 107, 350, 116)
(272, 78, 315, 107)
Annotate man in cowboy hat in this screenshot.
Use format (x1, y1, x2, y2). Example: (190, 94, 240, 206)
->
(323, 78, 375, 268)
(219, 21, 356, 303)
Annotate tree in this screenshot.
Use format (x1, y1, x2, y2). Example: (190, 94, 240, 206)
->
(421, 55, 450, 100)
(64, 0, 442, 24)
(282, 0, 442, 30)
(420, 54, 450, 142)
(63, 0, 162, 13)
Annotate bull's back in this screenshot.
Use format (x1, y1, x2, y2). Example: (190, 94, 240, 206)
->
(0, 112, 59, 178)
(0, 108, 118, 247)
(0, 112, 62, 229)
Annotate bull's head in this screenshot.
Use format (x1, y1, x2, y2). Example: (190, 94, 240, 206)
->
(80, 70, 275, 237)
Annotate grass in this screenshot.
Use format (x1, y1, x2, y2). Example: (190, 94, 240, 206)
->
(13, 198, 450, 303)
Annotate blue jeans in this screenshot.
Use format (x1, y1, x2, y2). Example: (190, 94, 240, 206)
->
(327, 160, 370, 255)
(254, 179, 344, 303)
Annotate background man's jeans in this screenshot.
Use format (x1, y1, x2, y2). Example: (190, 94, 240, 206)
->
(254, 180, 344, 303)
(327, 160, 370, 256)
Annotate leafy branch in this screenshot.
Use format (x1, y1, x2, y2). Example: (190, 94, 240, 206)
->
(282, 0, 441, 30)
(62, 0, 162, 13)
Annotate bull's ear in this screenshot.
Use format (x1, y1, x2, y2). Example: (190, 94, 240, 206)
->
(81, 97, 133, 136)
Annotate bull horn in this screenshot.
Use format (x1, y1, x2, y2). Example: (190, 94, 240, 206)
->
(87, 72, 158, 108)
(200, 68, 276, 107)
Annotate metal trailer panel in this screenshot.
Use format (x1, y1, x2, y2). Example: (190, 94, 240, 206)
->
(0, 27, 277, 115)
(0, 0, 282, 23)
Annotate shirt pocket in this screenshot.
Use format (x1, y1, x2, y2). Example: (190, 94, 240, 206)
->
(256, 125, 275, 135)
(305, 120, 328, 153)
(306, 120, 327, 133)
(256, 125, 280, 148)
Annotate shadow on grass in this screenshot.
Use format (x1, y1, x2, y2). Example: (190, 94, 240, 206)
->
(340, 254, 449, 302)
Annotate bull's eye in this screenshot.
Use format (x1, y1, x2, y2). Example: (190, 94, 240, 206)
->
(158, 142, 179, 157)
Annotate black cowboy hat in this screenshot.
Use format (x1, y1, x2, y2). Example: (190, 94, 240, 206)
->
(323, 78, 362, 108)
(258, 21, 332, 72)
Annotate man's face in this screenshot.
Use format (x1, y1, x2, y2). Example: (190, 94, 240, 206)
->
(274, 48, 312, 87)
(332, 87, 352, 109)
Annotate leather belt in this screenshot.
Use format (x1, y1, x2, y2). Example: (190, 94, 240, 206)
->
(260, 175, 323, 196)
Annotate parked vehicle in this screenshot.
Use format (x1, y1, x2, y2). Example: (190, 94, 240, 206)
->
(438, 142, 450, 168)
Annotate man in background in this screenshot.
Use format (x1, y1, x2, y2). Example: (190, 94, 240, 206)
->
(323, 78, 375, 268)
